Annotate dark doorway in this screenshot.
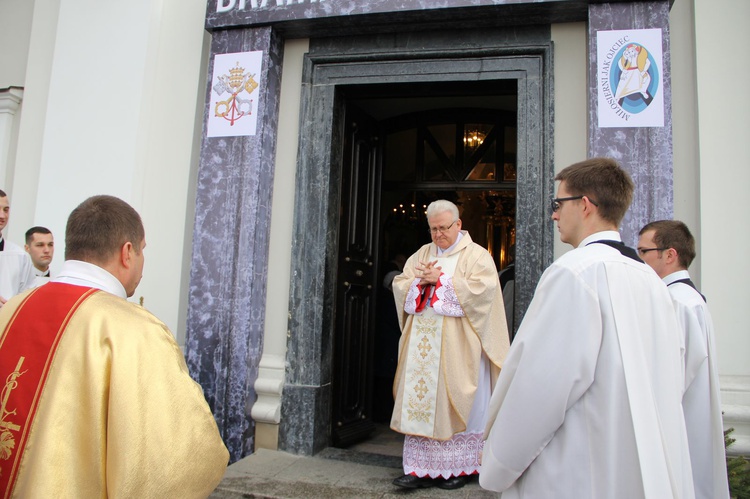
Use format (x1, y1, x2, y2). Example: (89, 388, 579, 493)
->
(331, 81, 518, 449)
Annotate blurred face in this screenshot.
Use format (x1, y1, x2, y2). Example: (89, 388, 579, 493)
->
(551, 182, 584, 247)
(25, 233, 54, 271)
(428, 210, 461, 250)
(0, 196, 9, 232)
(125, 239, 146, 297)
(637, 230, 668, 278)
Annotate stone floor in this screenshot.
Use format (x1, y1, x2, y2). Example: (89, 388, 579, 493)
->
(210, 425, 501, 499)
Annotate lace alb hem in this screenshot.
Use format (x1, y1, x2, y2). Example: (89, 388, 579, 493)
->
(402, 432, 484, 479)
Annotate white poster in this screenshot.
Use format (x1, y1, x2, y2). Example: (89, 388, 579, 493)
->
(597, 29, 664, 128)
(207, 51, 263, 138)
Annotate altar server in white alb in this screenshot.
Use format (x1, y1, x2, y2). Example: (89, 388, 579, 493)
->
(0, 189, 36, 306)
(480, 158, 695, 498)
(391, 199, 510, 491)
(638, 220, 729, 499)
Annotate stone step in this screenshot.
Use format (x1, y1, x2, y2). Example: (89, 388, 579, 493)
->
(210, 447, 499, 499)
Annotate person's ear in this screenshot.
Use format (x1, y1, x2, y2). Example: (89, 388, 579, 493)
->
(120, 241, 133, 268)
(583, 196, 596, 211)
(665, 247, 679, 264)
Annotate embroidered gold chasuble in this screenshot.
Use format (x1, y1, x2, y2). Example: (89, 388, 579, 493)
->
(390, 232, 510, 440)
(0, 283, 228, 498)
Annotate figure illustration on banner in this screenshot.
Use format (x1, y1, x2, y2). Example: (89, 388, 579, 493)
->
(615, 43, 653, 107)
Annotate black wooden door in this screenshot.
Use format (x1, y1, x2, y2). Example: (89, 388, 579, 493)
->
(331, 106, 382, 447)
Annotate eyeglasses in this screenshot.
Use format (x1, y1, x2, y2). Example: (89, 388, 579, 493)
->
(637, 247, 668, 256)
(551, 195, 599, 213)
(428, 220, 457, 235)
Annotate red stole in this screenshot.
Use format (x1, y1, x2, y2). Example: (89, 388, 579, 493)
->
(0, 283, 97, 498)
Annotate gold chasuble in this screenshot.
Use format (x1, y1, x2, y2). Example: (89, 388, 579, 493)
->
(391, 233, 510, 441)
(0, 283, 228, 498)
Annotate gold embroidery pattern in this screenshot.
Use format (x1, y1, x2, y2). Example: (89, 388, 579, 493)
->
(0, 357, 26, 477)
(406, 399, 433, 423)
(405, 315, 440, 423)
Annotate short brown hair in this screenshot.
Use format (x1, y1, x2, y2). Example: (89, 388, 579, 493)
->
(555, 157, 634, 226)
(25, 226, 52, 245)
(65, 195, 144, 263)
(639, 220, 696, 269)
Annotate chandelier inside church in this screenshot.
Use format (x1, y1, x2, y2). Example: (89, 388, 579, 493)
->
(463, 129, 486, 151)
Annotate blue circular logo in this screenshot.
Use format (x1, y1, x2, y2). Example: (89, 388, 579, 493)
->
(610, 43, 659, 114)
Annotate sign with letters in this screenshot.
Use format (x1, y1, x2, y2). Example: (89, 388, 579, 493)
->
(206, 0, 573, 29)
(597, 29, 664, 128)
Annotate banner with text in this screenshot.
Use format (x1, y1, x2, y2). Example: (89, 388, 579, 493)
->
(597, 29, 664, 128)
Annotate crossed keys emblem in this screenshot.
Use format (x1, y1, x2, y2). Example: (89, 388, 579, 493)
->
(0, 357, 26, 467)
(213, 62, 260, 126)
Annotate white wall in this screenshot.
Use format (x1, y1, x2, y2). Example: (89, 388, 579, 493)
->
(694, 0, 750, 379)
(0, 0, 35, 89)
(253, 39, 309, 444)
(8, 0, 209, 344)
(669, 0, 702, 284)
(551, 22, 588, 259)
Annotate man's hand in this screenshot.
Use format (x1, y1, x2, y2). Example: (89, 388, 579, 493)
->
(415, 260, 442, 286)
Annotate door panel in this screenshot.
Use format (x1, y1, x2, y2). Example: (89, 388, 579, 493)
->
(331, 106, 381, 447)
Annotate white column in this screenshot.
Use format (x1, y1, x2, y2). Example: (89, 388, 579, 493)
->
(695, 0, 750, 454)
(252, 38, 309, 449)
(0, 87, 23, 190)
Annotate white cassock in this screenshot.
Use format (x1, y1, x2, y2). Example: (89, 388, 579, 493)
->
(665, 271, 729, 499)
(480, 231, 695, 499)
(0, 239, 36, 300)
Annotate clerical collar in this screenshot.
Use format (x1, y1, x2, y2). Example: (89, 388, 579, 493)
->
(578, 230, 621, 247)
(52, 260, 128, 298)
(663, 270, 691, 286)
(33, 267, 51, 278)
(580, 231, 643, 262)
(664, 270, 706, 302)
(436, 231, 465, 256)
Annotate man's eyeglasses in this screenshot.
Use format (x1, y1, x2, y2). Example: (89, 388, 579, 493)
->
(551, 196, 599, 213)
(637, 247, 668, 256)
(428, 220, 457, 235)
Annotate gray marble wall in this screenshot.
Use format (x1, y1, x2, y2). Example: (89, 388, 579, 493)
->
(185, 26, 283, 463)
(587, 1, 673, 246)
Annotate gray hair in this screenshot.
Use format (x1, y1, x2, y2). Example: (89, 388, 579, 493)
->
(426, 200, 459, 221)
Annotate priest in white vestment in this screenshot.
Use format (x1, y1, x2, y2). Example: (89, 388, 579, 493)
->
(0, 190, 36, 305)
(390, 199, 510, 490)
(639, 220, 729, 499)
(481, 158, 695, 499)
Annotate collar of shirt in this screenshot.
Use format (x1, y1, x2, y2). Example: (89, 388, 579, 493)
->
(33, 267, 50, 277)
(51, 260, 128, 299)
(436, 231, 465, 256)
(578, 230, 621, 248)
(662, 269, 690, 286)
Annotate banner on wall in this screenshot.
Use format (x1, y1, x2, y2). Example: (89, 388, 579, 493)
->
(207, 51, 263, 138)
(597, 29, 664, 128)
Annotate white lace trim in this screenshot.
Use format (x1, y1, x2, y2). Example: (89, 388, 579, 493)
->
(404, 278, 421, 314)
(402, 432, 484, 479)
(432, 275, 464, 317)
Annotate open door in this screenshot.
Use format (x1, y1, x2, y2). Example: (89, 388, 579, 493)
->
(331, 105, 382, 447)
